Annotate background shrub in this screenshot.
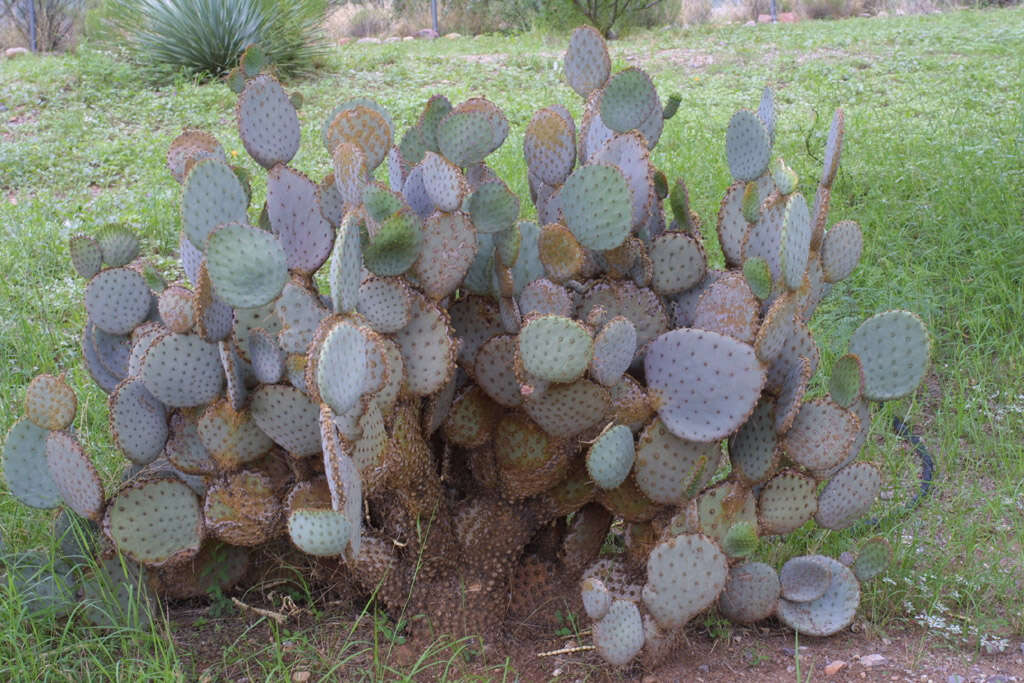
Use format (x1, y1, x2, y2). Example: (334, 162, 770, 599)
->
(101, 0, 329, 81)
(0, 0, 84, 50)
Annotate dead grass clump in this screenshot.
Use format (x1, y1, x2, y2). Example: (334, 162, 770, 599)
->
(324, 2, 394, 41)
(678, 0, 713, 26)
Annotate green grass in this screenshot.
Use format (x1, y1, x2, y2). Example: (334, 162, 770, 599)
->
(2, 6, 1023, 678)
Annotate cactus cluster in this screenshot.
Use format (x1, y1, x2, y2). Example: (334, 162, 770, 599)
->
(2, 28, 929, 666)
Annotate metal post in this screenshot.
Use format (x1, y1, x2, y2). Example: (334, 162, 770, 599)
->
(27, 0, 37, 51)
(430, 0, 439, 35)
(769, 0, 777, 23)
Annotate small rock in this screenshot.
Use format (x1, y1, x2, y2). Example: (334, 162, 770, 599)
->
(946, 676, 966, 683)
(356, 37, 381, 44)
(291, 672, 311, 683)
(5, 47, 30, 59)
(825, 660, 848, 676)
(860, 653, 887, 668)
(444, 32, 461, 39)
(384, 36, 400, 43)
(403, 36, 413, 41)
(415, 28, 438, 39)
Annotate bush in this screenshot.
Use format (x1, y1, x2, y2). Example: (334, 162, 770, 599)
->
(101, 0, 329, 81)
(0, 0, 84, 51)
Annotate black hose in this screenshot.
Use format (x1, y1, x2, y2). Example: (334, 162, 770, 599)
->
(855, 416, 936, 531)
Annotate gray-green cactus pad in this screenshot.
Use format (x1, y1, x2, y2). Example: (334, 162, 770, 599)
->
(820, 109, 845, 188)
(780, 555, 833, 603)
(4, 550, 77, 618)
(564, 26, 610, 98)
(205, 222, 288, 309)
(250, 384, 322, 457)
(593, 599, 645, 667)
(726, 110, 771, 182)
(109, 378, 168, 465)
(104, 475, 203, 567)
(85, 267, 152, 336)
(522, 379, 610, 438)
(96, 224, 140, 268)
(181, 159, 249, 248)
(518, 315, 594, 384)
(829, 353, 864, 408)
(728, 398, 778, 485)
(645, 328, 765, 443)
(81, 554, 154, 629)
(634, 417, 716, 504)
(590, 316, 637, 387)
(414, 210, 477, 300)
(141, 333, 224, 407)
(777, 555, 860, 637)
(586, 425, 635, 490)
(581, 576, 613, 620)
(853, 536, 892, 582)
(815, 462, 881, 530)
(821, 219, 862, 283)
(561, 164, 632, 251)
(197, 400, 274, 470)
(288, 508, 352, 557)
(70, 234, 104, 279)
(780, 193, 811, 291)
(3, 419, 63, 508)
(393, 291, 457, 396)
(758, 469, 818, 535)
(847, 310, 930, 401)
(718, 561, 781, 624)
(237, 74, 300, 169)
(649, 232, 706, 296)
(643, 533, 728, 629)
(45, 430, 105, 521)
(599, 68, 659, 135)
(523, 108, 576, 187)
(317, 320, 368, 416)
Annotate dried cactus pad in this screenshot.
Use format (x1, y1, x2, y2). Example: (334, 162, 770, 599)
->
(110, 378, 168, 465)
(518, 315, 594, 384)
(593, 599, 645, 667)
(815, 462, 881, 530)
(564, 26, 610, 98)
(561, 164, 632, 251)
(25, 374, 77, 431)
(104, 475, 203, 567)
(288, 508, 352, 557)
(3, 419, 63, 508)
(205, 222, 288, 309)
(237, 74, 300, 169)
(44, 430, 104, 521)
(645, 329, 765, 443)
(141, 333, 224, 407)
(643, 533, 728, 629)
(718, 562, 781, 624)
(181, 159, 249, 248)
(167, 128, 225, 184)
(84, 267, 152, 336)
(847, 310, 930, 401)
(853, 536, 892, 582)
(586, 425, 635, 490)
(726, 110, 771, 182)
(316, 321, 368, 416)
(524, 108, 576, 187)
(325, 105, 392, 172)
(780, 555, 833, 603)
(777, 555, 860, 637)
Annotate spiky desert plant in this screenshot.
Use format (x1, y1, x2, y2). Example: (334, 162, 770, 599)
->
(2, 32, 930, 668)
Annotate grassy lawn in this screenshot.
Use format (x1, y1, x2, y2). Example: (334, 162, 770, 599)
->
(1, 6, 1022, 679)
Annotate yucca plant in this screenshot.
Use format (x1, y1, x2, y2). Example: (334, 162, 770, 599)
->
(103, 0, 329, 81)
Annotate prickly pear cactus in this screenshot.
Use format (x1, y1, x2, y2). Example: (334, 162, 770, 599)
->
(2, 29, 929, 664)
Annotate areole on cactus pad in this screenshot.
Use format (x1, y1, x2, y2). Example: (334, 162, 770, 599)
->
(2, 26, 932, 668)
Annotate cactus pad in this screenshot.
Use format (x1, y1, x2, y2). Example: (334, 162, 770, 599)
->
(393, 291, 456, 396)
(599, 68, 659, 135)
(325, 105, 391, 171)
(718, 562, 781, 624)
(643, 533, 728, 629)
(288, 508, 352, 557)
(820, 109, 845, 188)
(70, 234, 103, 279)
(581, 576, 612, 620)
(726, 110, 771, 182)
(779, 555, 833, 603)
(197, 400, 273, 470)
(561, 164, 632, 251)
(181, 159, 249, 248)
(728, 398, 779, 485)
(853, 536, 892, 582)
(758, 469, 818, 534)
(593, 599, 645, 667)
(523, 379, 610, 438)
(564, 26, 610, 98)
(821, 219, 862, 283)
(141, 332, 224, 407)
(518, 315, 594, 384)
(829, 353, 864, 408)
(109, 378, 168, 465)
(3, 420, 63, 508)
(815, 462, 881, 530)
(586, 424, 635, 490)
(691, 272, 761, 344)
(648, 232, 706, 296)
(474, 335, 522, 407)
(357, 277, 411, 334)
(104, 475, 203, 566)
(205, 222, 288, 308)
(24, 374, 77, 431)
(414, 211, 477, 300)
(468, 179, 520, 234)
(634, 417, 717, 504)
(848, 310, 930, 401)
(204, 469, 281, 546)
(523, 108, 576, 186)
(84, 267, 152, 336)
(236, 74, 300, 168)
(316, 320, 368, 416)
(250, 384, 321, 457)
(780, 193, 811, 291)
(590, 316, 637, 387)
(777, 555, 859, 637)
(266, 165, 335, 275)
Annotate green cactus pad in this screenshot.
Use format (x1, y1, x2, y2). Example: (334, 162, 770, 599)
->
(288, 507, 352, 557)
(586, 424, 635, 490)
(648, 232, 706, 296)
(581, 576, 612, 620)
(474, 334, 522, 407)
(266, 165, 334, 275)
(166, 412, 218, 475)
(414, 210, 477, 300)
(197, 400, 274, 471)
(314, 320, 367, 417)
(69, 234, 103, 279)
(599, 68, 659, 135)
(742, 257, 773, 300)
(95, 224, 140, 268)
(590, 316, 637, 387)
(467, 179, 520, 234)
(561, 164, 632, 251)
(781, 399, 861, 472)
(634, 417, 717, 504)
(591, 132, 654, 230)
(324, 106, 392, 172)
(820, 109, 845, 188)
(236, 74, 300, 168)
(328, 214, 363, 316)
(645, 328, 765, 443)
(393, 290, 456, 396)
(580, 280, 669, 357)
(643, 533, 728, 629)
(775, 355, 811, 435)
(691, 272, 760, 344)
(523, 108, 576, 186)
(593, 598, 645, 667)
(331, 142, 369, 205)
(780, 193, 811, 291)
(722, 521, 760, 558)
(716, 182, 749, 267)
(248, 327, 285, 384)
(167, 128, 225, 184)
(84, 267, 152, 336)
(203, 469, 281, 546)
(24, 374, 77, 431)
(779, 555, 833, 603)
(829, 353, 864, 408)
(103, 475, 203, 566)
(777, 555, 860, 637)
(3, 420, 63, 508)
(564, 26, 610, 98)
(770, 157, 798, 196)
(726, 110, 771, 182)
(815, 462, 881, 530)
(249, 384, 321, 457)
(718, 561, 781, 624)
(820, 219, 862, 284)
(79, 553, 155, 629)
(181, 159, 249, 249)
(848, 310, 930, 401)
(853, 536, 892, 582)
(109, 378, 168, 465)
(205, 222, 288, 309)
(742, 181, 762, 223)
(5, 550, 77, 618)
(523, 379, 610, 438)
(157, 284, 195, 334)
(420, 151, 468, 212)
(518, 315, 594, 384)
(140, 332, 224, 407)
(443, 386, 501, 449)
(363, 210, 422, 277)
(435, 104, 505, 169)
(741, 197, 785, 288)
(696, 481, 757, 550)
(728, 398, 779, 485)
(758, 469, 818, 534)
